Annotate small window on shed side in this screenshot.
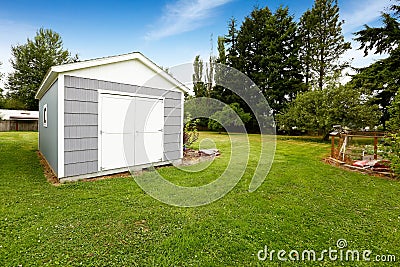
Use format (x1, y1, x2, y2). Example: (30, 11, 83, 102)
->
(43, 104, 48, 128)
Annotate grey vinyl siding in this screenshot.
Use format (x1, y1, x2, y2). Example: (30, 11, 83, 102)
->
(39, 80, 58, 174)
(64, 76, 99, 177)
(63, 75, 182, 177)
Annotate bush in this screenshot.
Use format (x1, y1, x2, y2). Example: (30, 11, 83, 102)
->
(382, 133, 400, 176)
(208, 103, 251, 133)
(183, 116, 199, 148)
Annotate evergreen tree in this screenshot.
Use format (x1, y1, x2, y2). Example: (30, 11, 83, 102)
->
(224, 18, 239, 68)
(354, 0, 399, 56)
(236, 6, 305, 115)
(6, 28, 77, 110)
(349, 56, 399, 130)
(298, 9, 313, 89)
(352, 0, 400, 130)
(192, 55, 206, 97)
(212, 33, 243, 106)
(301, 0, 351, 90)
(216, 36, 226, 65)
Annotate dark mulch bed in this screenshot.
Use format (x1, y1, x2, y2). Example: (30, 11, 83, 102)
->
(38, 149, 219, 185)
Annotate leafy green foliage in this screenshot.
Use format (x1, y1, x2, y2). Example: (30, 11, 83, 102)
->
(183, 114, 199, 147)
(0, 98, 26, 110)
(351, 1, 400, 129)
(382, 133, 400, 175)
(208, 103, 251, 132)
(349, 55, 399, 129)
(277, 84, 380, 138)
(388, 89, 400, 132)
(6, 28, 77, 110)
(354, 0, 400, 56)
(299, 0, 351, 90)
(0, 61, 3, 85)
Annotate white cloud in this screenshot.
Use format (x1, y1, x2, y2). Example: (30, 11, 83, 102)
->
(338, 0, 391, 77)
(145, 0, 233, 40)
(340, 39, 388, 84)
(341, 0, 391, 35)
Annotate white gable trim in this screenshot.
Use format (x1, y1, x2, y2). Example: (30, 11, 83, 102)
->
(35, 52, 189, 100)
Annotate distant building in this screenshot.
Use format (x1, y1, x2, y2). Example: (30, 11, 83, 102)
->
(0, 109, 39, 131)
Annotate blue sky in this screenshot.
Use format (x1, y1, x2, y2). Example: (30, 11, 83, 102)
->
(0, 0, 392, 83)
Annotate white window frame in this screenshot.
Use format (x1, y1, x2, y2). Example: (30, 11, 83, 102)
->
(43, 104, 48, 128)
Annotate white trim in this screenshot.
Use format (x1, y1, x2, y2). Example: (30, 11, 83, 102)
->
(58, 159, 182, 183)
(161, 98, 165, 161)
(57, 75, 65, 178)
(180, 94, 184, 159)
(35, 52, 190, 100)
(97, 92, 103, 172)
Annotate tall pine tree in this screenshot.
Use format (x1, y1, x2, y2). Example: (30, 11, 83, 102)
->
(298, 9, 313, 89)
(236, 6, 304, 115)
(225, 18, 239, 68)
(299, 0, 350, 90)
(192, 55, 206, 97)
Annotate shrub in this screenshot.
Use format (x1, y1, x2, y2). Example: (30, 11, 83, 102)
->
(183, 116, 199, 148)
(382, 133, 400, 176)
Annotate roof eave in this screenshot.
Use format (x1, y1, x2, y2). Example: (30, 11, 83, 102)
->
(35, 52, 190, 100)
(35, 68, 58, 100)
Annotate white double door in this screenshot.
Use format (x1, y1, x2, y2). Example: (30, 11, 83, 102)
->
(99, 93, 164, 171)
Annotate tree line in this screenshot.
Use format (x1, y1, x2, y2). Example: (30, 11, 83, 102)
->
(0, 0, 398, 138)
(192, 0, 400, 137)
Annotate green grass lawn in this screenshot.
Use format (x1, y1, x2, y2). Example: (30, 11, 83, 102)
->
(0, 132, 399, 266)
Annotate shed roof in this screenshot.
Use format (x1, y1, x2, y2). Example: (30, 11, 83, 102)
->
(35, 52, 189, 100)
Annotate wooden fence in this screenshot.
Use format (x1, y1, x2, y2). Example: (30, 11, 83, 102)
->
(0, 120, 38, 131)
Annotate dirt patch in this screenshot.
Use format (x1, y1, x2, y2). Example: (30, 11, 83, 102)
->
(37, 151, 60, 186)
(181, 148, 220, 166)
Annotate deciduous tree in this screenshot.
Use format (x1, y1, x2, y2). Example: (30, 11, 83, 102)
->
(277, 84, 380, 139)
(6, 28, 77, 110)
(208, 102, 251, 133)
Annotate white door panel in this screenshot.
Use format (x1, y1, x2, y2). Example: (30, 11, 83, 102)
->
(99, 93, 164, 171)
(100, 94, 135, 170)
(135, 98, 164, 165)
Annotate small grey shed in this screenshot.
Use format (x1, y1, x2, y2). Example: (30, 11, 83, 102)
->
(35, 52, 188, 182)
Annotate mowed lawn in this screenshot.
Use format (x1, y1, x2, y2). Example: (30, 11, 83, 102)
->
(0, 132, 399, 266)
